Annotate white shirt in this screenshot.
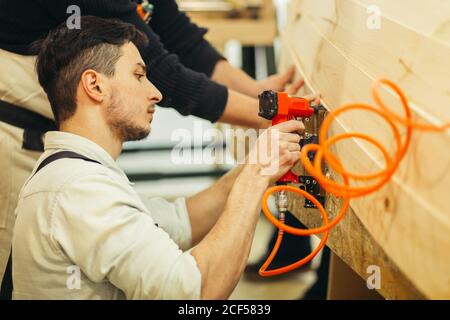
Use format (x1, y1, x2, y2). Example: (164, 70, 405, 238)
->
(12, 131, 202, 300)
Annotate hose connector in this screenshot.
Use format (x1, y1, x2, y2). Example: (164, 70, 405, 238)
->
(276, 190, 288, 215)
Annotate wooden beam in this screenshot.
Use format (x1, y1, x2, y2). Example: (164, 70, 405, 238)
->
(288, 191, 425, 299)
(280, 0, 450, 299)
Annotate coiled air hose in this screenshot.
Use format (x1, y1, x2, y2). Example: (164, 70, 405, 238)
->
(259, 79, 450, 276)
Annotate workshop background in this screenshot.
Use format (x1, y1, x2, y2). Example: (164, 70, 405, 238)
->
(119, 0, 450, 300)
(119, 0, 318, 300)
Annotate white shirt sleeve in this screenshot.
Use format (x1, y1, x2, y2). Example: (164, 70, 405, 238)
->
(140, 196, 193, 251)
(51, 173, 202, 300)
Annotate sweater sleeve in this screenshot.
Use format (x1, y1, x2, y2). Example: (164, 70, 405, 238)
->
(36, 0, 228, 122)
(148, 0, 226, 77)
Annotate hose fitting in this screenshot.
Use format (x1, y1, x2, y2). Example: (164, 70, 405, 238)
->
(276, 190, 288, 216)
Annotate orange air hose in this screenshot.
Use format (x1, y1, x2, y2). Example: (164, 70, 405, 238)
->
(259, 78, 450, 277)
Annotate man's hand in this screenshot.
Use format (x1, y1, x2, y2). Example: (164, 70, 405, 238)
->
(212, 61, 320, 129)
(248, 119, 305, 183)
(258, 65, 305, 95)
(190, 119, 305, 299)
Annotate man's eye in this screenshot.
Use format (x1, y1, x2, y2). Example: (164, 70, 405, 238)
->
(135, 74, 145, 80)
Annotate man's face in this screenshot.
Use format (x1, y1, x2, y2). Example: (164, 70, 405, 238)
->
(105, 42, 162, 142)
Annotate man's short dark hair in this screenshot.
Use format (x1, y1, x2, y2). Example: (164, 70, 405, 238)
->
(34, 16, 148, 125)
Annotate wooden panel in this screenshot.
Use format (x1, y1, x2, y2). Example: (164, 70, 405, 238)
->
(327, 252, 384, 300)
(281, 0, 450, 299)
(288, 191, 425, 299)
(290, 0, 450, 123)
(356, 0, 450, 45)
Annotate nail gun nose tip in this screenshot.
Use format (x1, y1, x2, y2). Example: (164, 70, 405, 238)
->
(313, 104, 326, 112)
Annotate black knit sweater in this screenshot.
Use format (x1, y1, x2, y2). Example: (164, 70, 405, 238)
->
(0, 0, 228, 122)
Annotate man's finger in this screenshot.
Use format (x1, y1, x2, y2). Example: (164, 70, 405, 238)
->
(303, 93, 321, 104)
(289, 151, 301, 162)
(273, 119, 305, 133)
(280, 132, 302, 143)
(286, 78, 305, 95)
(282, 65, 296, 83)
(288, 142, 301, 152)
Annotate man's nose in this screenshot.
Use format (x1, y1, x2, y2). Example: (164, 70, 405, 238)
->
(148, 82, 162, 104)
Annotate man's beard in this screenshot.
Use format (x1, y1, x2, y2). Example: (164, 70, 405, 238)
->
(107, 93, 150, 142)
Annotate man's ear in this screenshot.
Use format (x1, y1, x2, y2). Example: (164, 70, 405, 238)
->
(80, 69, 106, 103)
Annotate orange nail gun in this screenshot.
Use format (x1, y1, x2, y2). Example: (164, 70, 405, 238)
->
(258, 90, 326, 208)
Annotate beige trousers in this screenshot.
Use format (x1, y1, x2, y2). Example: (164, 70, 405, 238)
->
(0, 123, 41, 285)
(0, 48, 53, 286)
